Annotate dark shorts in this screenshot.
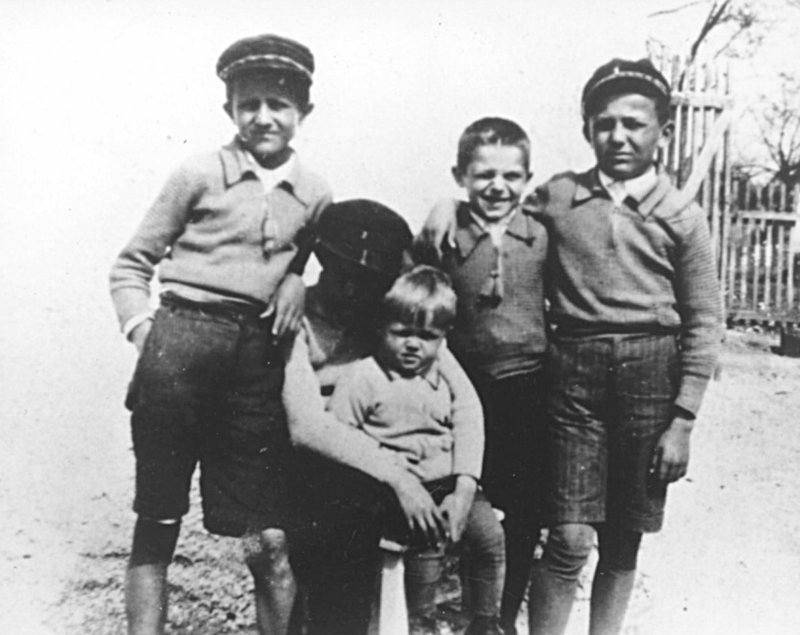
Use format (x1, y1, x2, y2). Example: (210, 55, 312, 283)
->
(471, 371, 547, 527)
(545, 332, 679, 533)
(126, 294, 290, 537)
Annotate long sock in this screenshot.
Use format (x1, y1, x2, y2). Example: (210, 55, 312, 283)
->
(589, 568, 636, 635)
(527, 562, 578, 635)
(500, 527, 536, 633)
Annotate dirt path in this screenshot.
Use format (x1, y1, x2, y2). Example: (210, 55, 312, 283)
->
(2, 327, 799, 634)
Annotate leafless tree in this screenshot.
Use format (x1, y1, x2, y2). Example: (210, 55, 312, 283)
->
(750, 74, 800, 186)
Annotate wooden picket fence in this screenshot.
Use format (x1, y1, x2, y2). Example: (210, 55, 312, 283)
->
(725, 180, 800, 322)
(649, 49, 800, 324)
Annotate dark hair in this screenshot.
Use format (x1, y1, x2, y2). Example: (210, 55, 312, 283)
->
(225, 69, 311, 111)
(379, 265, 457, 331)
(455, 117, 531, 174)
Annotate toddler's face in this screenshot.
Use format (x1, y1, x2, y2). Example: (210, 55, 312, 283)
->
(587, 92, 672, 180)
(226, 74, 307, 168)
(379, 321, 446, 377)
(455, 145, 530, 222)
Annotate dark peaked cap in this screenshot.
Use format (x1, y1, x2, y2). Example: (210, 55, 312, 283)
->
(217, 34, 314, 83)
(581, 58, 670, 118)
(315, 200, 413, 278)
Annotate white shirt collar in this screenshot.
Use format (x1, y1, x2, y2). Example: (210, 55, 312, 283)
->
(243, 150, 296, 192)
(469, 207, 518, 247)
(598, 166, 658, 205)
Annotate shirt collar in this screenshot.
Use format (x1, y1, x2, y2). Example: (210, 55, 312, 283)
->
(245, 148, 296, 191)
(597, 166, 658, 203)
(219, 137, 314, 206)
(572, 166, 668, 218)
(453, 201, 540, 260)
(383, 358, 442, 389)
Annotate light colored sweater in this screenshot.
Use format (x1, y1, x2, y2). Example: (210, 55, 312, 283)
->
(282, 285, 485, 485)
(109, 138, 331, 327)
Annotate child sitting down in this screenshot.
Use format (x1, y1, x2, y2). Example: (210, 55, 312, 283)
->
(328, 265, 505, 635)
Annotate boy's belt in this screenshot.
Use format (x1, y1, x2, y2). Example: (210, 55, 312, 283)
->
(160, 291, 272, 324)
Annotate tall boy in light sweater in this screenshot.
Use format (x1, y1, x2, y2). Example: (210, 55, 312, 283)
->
(109, 34, 330, 635)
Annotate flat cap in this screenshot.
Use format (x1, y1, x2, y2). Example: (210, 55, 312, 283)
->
(582, 58, 670, 118)
(217, 34, 314, 83)
(315, 199, 413, 278)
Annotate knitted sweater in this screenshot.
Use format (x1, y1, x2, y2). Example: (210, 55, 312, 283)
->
(439, 202, 548, 380)
(282, 285, 485, 485)
(109, 138, 331, 327)
(531, 168, 722, 415)
(329, 356, 484, 482)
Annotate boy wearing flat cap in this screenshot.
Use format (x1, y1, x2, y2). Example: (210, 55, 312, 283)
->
(525, 58, 723, 635)
(419, 58, 722, 635)
(110, 34, 330, 635)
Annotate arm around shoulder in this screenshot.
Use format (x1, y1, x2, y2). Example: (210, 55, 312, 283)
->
(415, 197, 461, 259)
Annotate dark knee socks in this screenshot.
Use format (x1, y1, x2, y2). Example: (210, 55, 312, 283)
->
(527, 524, 594, 635)
(589, 527, 642, 635)
(129, 518, 180, 567)
(500, 523, 537, 632)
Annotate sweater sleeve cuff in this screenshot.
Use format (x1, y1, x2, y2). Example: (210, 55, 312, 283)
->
(121, 311, 155, 340)
(674, 374, 712, 418)
(452, 457, 482, 481)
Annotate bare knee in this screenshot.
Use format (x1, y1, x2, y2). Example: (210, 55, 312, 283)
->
(244, 528, 293, 586)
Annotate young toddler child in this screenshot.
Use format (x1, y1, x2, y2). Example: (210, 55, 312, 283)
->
(328, 265, 506, 635)
(109, 33, 331, 635)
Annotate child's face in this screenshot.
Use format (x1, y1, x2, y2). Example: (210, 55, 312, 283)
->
(587, 92, 672, 180)
(379, 321, 446, 377)
(226, 74, 309, 167)
(454, 145, 530, 222)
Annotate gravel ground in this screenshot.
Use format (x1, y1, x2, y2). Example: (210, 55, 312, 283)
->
(2, 324, 800, 634)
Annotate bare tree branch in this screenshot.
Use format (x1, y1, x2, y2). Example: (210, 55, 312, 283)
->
(648, 1, 707, 18)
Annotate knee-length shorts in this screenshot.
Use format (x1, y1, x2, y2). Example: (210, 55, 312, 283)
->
(125, 294, 290, 537)
(545, 332, 680, 533)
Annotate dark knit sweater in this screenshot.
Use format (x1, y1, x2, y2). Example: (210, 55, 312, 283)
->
(531, 168, 722, 415)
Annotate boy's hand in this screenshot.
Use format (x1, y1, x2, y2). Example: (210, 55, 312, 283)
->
(651, 414, 693, 483)
(417, 198, 460, 259)
(270, 273, 305, 338)
(130, 320, 152, 354)
(439, 475, 477, 544)
(391, 472, 447, 549)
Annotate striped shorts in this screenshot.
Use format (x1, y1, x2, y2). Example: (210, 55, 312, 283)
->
(544, 332, 679, 533)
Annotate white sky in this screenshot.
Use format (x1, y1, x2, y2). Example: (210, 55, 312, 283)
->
(0, 0, 796, 315)
(2, 4, 798, 627)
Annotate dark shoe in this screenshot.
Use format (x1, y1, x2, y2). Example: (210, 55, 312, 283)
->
(499, 620, 517, 635)
(410, 615, 454, 635)
(464, 615, 504, 635)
